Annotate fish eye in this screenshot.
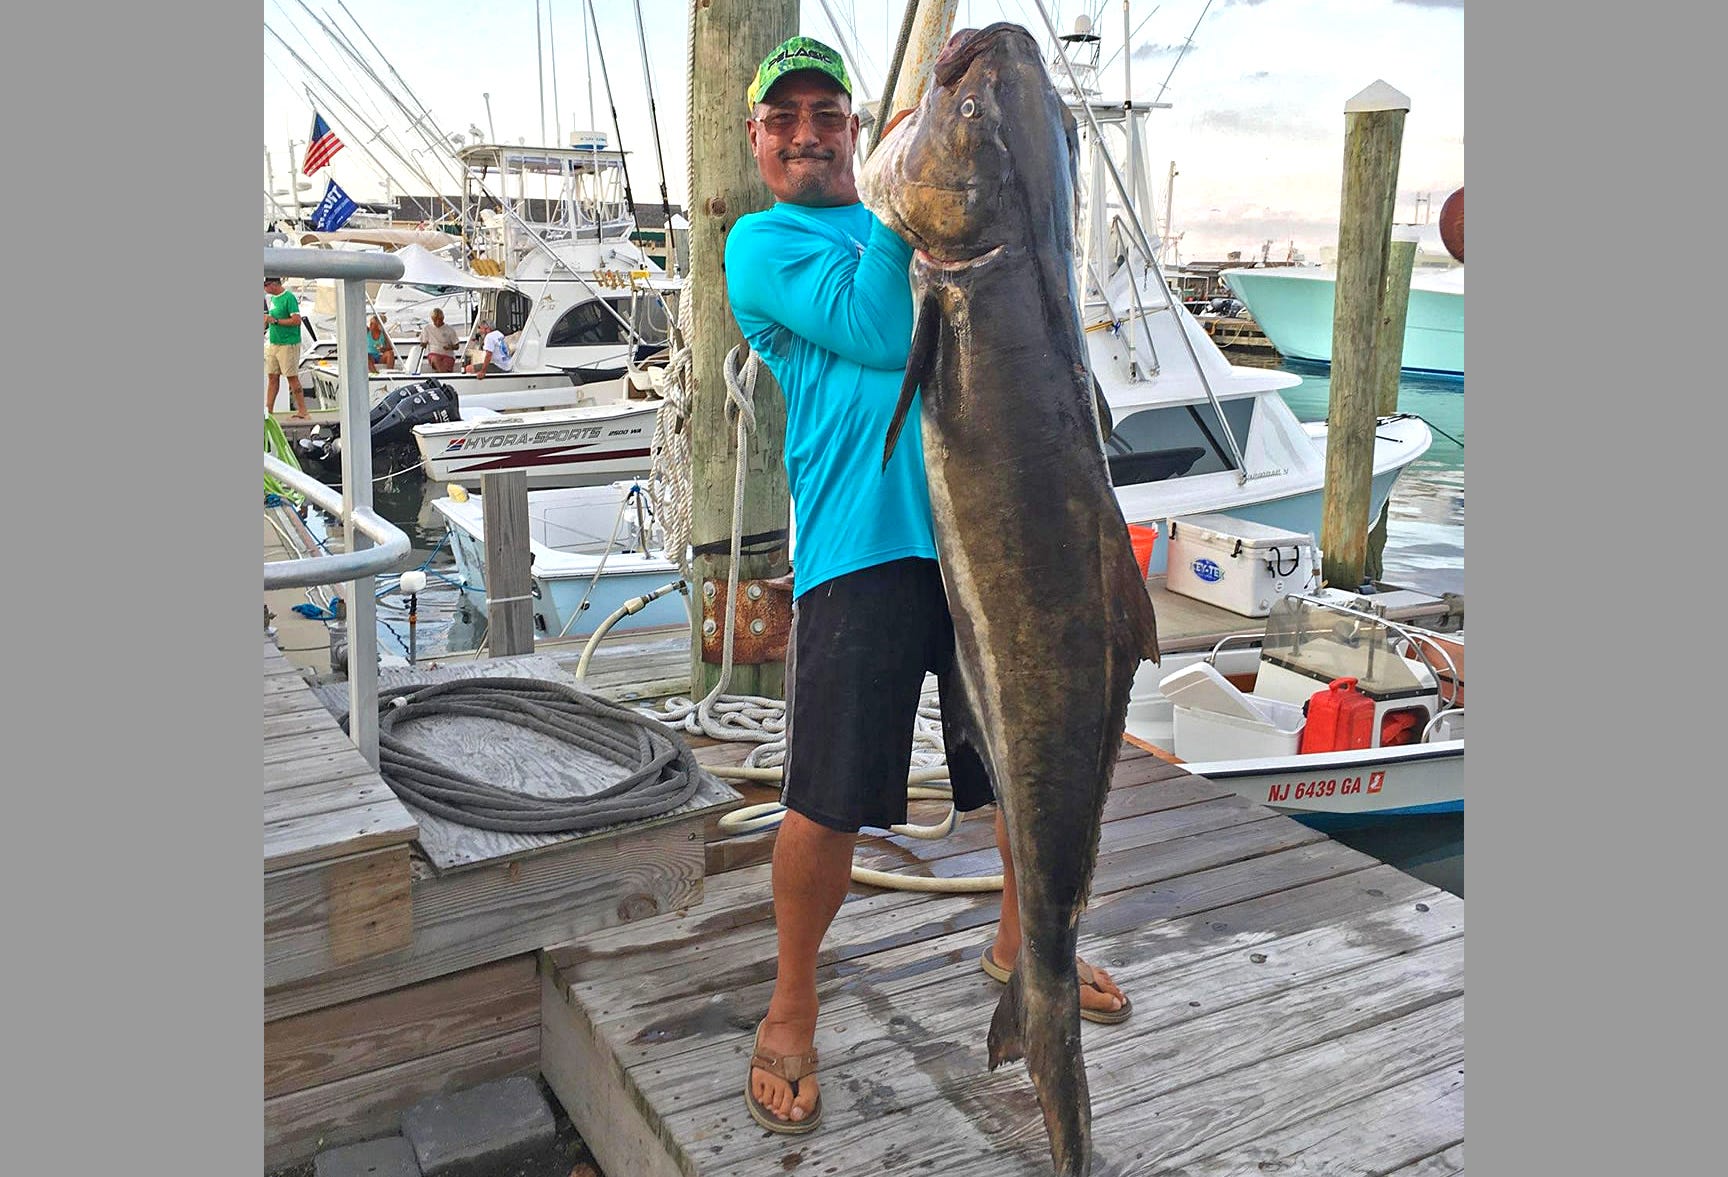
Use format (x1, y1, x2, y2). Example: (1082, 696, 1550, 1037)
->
(960, 97, 979, 118)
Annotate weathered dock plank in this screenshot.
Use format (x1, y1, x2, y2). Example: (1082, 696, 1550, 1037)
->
(264, 641, 419, 989)
(265, 811, 705, 1021)
(263, 1025, 540, 1170)
(265, 955, 540, 1098)
(539, 741, 1465, 1177)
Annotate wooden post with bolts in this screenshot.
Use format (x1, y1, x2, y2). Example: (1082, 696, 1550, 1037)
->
(686, 0, 796, 699)
(1321, 80, 1408, 591)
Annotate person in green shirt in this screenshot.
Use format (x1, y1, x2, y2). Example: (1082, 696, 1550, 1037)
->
(264, 276, 309, 418)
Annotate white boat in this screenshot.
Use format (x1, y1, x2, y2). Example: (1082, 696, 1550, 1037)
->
(295, 139, 677, 415)
(429, 481, 688, 640)
(1053, 38, 1433, 566)
(414, 398, 660, 487)
(1219, 262, 1464, 376)
(1124, 591, 1463, 819)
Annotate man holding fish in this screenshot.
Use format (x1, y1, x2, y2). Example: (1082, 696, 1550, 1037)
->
(725, 34, 1141, 1156)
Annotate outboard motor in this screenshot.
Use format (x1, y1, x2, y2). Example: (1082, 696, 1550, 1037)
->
(294, 424, 341, 467)
(292, 380, 461, 470)
(370, 380, 461, 449)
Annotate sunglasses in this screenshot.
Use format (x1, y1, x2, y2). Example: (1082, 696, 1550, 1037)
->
(754, 109, 850, 136)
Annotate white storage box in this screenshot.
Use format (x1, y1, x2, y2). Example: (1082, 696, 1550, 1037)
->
(1173, 699, 1306, 762)
(1161, 661, 1306, 760)
(1165, 513, 1320, 617)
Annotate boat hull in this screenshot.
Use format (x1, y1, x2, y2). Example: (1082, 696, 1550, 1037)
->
(431, 492, 687, 639)
(415, 402, 659, 487)
(1221, 267, 1463, 376)
(1174, 741, 1463, 817)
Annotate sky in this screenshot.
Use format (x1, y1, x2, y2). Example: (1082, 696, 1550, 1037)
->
(262, 0, 1463, 263)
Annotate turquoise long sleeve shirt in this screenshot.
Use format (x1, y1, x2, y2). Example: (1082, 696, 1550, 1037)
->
(724, 201, 936, 599)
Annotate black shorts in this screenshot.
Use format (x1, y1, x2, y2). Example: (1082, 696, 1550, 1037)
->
(782, 557, 995, 833)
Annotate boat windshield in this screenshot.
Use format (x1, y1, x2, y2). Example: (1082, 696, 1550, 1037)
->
(1104, 400, 1253, 485)
(1259, 597, 1430, 697)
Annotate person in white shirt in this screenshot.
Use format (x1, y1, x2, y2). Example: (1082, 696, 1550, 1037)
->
(470, 318, 514, 379)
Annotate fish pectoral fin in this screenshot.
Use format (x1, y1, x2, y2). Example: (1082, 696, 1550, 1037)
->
(1111, 527, 1163, 664)
(987, 967, 1025, 1070)
(883, 293, 941, 471)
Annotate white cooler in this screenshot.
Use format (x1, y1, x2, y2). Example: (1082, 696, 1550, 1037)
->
(1160, 662, 1306, 761)
(1165, 513, 1320, 617)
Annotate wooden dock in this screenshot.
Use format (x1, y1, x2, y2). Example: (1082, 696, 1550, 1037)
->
(263, 537, 1464, 1172)
(1194, 313, 1285, 368)
(539, 741, 1465, 1176)
(262, 638, 741, 1167)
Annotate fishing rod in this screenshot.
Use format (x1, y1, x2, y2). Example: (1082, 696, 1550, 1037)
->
(280, 5, 454, 204)
(549, 1, 563, 150)
(583, 0, 641, 231)
(319, 0, 469, 218)
(1151, 0, 1212, 110)
(629, 0, 678, 277)
(327, 0, 472, 224)
(265, 28, 429, 210)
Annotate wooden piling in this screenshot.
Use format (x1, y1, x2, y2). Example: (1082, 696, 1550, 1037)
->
(686, 0, 797, 699)
(1375, 229, 1420, 415)
(1321, 80, 1408, 591)
(481, 470, 534, 656)
(1364, 227, 1418, 582)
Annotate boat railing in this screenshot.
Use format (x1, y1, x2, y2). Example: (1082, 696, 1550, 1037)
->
(264, 247, 413, 769)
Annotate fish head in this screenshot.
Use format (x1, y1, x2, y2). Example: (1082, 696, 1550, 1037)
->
(862, 22, 1080, 268)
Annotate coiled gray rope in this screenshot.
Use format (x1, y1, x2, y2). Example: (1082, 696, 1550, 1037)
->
(349, 678, 709, 833)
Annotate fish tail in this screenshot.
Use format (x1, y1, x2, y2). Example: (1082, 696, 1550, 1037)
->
(986, 966, 1025, 1069)
(1021, 965, 1092, 1176)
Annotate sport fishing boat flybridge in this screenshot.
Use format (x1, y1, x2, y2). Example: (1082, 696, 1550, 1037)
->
(1045, 18, 1432, 568)
(299, 135, 676, 416)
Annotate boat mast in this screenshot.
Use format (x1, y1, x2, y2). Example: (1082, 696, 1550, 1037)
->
(583, 0, 641, 231)
(631, 0, 678, 276)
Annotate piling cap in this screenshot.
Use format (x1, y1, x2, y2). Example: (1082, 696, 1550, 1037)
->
(748, 36, 852, 109)
(1344, 80, 1411, 113)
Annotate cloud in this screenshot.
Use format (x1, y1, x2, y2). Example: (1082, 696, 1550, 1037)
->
(1395, 0, 1463, 8)
(1193, 107, 1327, 140)
(1132, 42, 1191, 62)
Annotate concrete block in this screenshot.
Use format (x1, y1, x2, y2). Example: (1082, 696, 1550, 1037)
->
(400, 1076, 555, 1177)
(313, 1135, 421, 1177)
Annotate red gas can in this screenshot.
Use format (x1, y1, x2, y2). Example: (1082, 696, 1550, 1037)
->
(1299, 677, 1377, 754)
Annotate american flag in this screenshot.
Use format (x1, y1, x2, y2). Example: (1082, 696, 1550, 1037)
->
(302, 112, 344, 175)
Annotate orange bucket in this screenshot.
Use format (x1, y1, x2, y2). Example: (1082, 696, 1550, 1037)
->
(1127, 523, 1159, 576)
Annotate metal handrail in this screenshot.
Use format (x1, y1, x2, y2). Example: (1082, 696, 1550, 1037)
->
(264, 247, 409, 768)
(262, 455, 411, 588)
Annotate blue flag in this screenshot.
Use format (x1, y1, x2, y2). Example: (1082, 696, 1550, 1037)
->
(309, 178, 359, 232)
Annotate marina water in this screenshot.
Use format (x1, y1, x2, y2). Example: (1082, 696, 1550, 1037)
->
(329, 360, 1466, 895)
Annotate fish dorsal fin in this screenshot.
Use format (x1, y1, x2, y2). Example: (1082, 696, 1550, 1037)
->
(883, 293, 941, 471)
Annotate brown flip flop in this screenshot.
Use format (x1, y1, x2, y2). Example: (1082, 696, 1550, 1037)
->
(980, 947, 1133, 1025)
(744, 1020, 822, 1135)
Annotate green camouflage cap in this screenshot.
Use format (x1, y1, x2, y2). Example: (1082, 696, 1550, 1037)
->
(747, 36, 852, 109)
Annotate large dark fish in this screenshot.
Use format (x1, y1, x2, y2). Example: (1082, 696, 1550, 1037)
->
(860, 22, 1161, 1177)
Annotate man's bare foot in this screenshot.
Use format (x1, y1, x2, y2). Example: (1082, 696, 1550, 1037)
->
(292, 412, 311, 420)
(749, 1005, 820, 1126)
(986, 938, 1127, 1016)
